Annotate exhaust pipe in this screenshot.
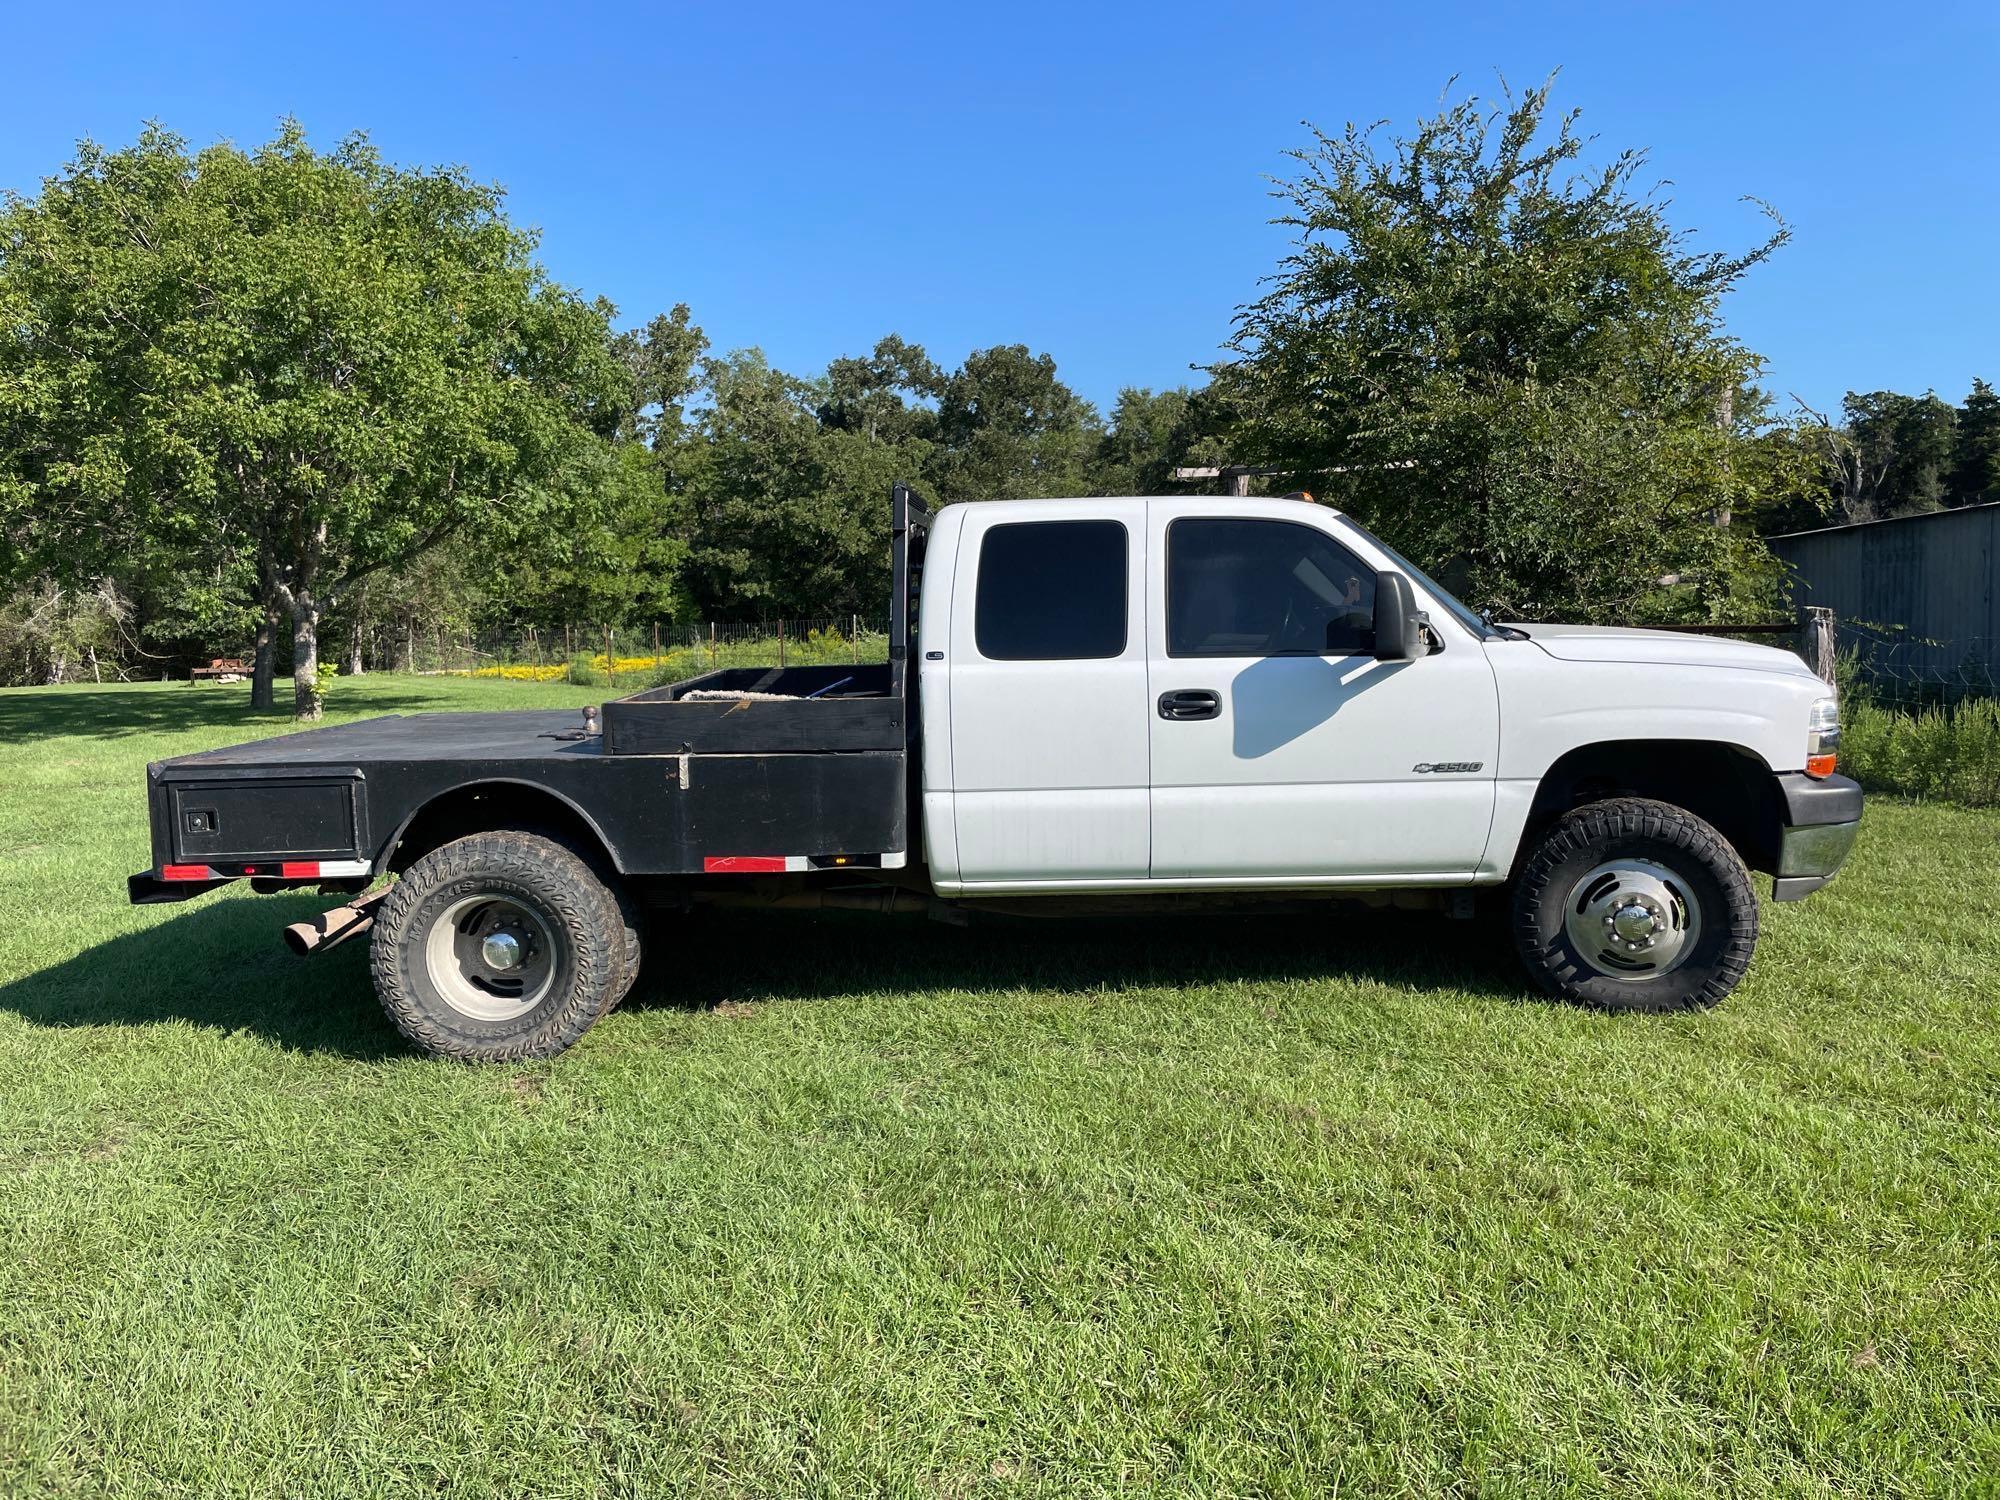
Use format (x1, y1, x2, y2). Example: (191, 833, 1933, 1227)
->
(283, 888, 389, 957)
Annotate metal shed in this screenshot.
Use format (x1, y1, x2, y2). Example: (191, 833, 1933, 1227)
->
(1770, 503, 2000, 700)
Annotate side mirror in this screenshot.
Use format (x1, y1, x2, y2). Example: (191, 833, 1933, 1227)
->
(1373, 572, 1428, 662)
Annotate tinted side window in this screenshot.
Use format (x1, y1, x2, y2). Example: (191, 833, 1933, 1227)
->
(1168, 518, 1376, 657)
(974, 520, 1128, 660)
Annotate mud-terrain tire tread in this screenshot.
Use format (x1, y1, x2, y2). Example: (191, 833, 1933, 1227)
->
(371, 831, 622, 1061)
(1511, 796, 1758, 1014)
(522, 827, 642, 1007)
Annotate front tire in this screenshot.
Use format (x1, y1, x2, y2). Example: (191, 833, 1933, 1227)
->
(1511, 797, 1758, 1013)
(371, 831, 624, 1060)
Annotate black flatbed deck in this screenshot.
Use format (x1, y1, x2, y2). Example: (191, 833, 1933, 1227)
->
(165, 710, 606, 767)
(132, 486, 931, 903)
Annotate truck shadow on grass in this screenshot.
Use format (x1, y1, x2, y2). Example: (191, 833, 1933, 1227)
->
(0, 901, 1525, 1060)
(625, 907, 1527, 1017)
(0, 894, 409, 1060)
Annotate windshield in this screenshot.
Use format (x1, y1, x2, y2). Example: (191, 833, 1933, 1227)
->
(1337, 517, 1491, 637)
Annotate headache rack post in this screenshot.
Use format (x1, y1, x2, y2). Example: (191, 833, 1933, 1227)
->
(890, 482, 931, 706)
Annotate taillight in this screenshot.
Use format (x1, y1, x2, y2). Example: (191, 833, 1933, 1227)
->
(1805, 697, 1840, 778)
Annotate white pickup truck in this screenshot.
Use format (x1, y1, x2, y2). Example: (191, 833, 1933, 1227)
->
(131, 484, 1861, 1060)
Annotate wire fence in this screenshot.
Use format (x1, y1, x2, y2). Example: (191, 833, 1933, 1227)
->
(1633, 616, 1999, 713)
(370, 617, 893, 688)
(1833, 620, 1998, 711)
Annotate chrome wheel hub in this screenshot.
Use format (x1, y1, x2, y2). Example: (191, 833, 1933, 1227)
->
(426, 895, 558, 1021)
(480, 929, 526, 972)
(1562, 859, 1700, 980)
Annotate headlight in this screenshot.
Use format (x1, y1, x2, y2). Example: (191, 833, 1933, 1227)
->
(1806, 697, 1840, 779)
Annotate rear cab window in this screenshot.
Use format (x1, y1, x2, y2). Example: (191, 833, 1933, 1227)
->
(974, 519, 1128, 660)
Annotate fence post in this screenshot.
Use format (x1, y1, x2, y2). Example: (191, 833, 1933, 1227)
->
(652, 621, 661, 674)
(1802, 606, 1836, 685)
(708, 622, 716, 669)
(604, 625, 616, 688)
(778, 619, 786, 668)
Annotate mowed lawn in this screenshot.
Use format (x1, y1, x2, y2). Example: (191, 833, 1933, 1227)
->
(0, 679, 1995, 1498)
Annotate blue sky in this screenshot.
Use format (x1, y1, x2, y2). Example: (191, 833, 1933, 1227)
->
(2, 1, 1993, 421)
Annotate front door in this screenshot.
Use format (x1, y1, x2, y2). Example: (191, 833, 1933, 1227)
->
(947, 502, 1151, 883)
(1145, 502, 1500, 882)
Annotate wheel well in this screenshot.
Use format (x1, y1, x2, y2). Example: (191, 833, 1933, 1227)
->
(1519, 741, 1784, 876)
(385, 783, 622, 878)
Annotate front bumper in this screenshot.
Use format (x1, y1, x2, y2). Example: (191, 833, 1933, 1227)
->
(1770, 772, 1863, 901)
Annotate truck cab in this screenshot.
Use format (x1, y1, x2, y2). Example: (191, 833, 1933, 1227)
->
(130, 484, 1862, 1059)
(921, 493, 1853, 897)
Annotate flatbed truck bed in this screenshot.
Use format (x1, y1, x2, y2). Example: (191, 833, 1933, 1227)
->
(130, 487, 928, 907)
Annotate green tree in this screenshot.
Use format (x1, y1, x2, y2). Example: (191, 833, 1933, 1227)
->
(1221, 80, 1794, 621)
(818, 334, 943, 445)
(494, 441, 692, 632)
(0, 123, 630, 717)
(613, 303, 708, 452)
(930, 345, 1102, 502)
(1093, 385, 1240, 494)
(1949, 378, 2000, 507)
(1825, 390, 1957, 520)
(675, 350, 915, 618)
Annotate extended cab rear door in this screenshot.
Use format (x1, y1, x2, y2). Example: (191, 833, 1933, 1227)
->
(1144, 499, 1500, 882)
(941, 500, 1152, 884)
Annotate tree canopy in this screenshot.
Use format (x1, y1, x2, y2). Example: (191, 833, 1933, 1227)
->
(0, 122, 629, 715)
(1221, 80, 1801, 621)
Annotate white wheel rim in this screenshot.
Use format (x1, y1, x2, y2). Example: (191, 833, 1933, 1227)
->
(1561, 858, 1702, 981)
(424, 894, 560, 1021)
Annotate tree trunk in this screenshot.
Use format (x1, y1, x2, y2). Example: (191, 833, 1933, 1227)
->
(250, 597, 280, 710)
(344, 618, 365, 676)
(293, 602, 322, 721)
(390, 616, 413, 673)
(1712, 382, 1735, 529)
(271, 521, 330, 719)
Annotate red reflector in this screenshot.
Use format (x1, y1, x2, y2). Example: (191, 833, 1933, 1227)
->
(279, 861, 321, 879)
(1805, 753, 1837, 779)
(703, 856, 788, 873)
(160, 864, 215, 881)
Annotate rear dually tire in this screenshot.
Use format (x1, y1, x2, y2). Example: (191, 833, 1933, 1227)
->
(370, 831, 625, 1061)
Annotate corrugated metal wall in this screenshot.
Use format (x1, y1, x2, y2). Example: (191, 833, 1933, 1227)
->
(1770, 503, 2000, 698)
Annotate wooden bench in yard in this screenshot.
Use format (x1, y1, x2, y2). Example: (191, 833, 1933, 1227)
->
(190, 657, 250, 683)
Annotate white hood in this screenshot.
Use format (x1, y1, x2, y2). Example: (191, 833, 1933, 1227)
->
(1513, 623, 1821, 680)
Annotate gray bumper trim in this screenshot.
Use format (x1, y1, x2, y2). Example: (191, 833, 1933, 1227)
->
(1776, 771, 1862, 827)
(1771, 818, 1861, 901)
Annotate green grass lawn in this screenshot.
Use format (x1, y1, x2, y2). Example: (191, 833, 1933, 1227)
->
(1, 677, 1996, 1497)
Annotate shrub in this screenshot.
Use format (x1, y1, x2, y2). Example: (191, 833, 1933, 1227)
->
(565, 652, 605, 687)
(1839, 696, 2000, 808)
